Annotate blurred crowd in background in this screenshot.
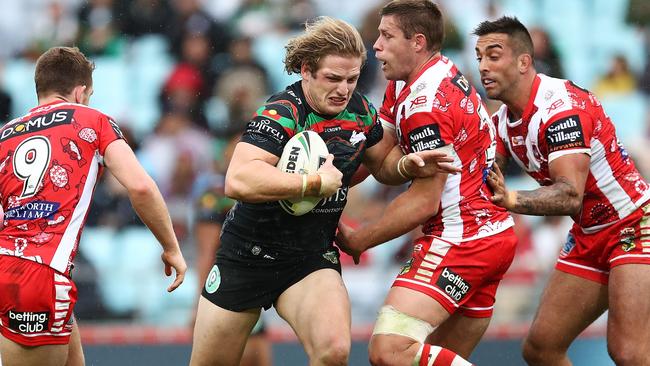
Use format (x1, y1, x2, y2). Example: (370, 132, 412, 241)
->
(0, 0, 649, 333)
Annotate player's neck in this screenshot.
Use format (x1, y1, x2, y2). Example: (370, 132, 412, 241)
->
(505, 72, 536, 121)
(38, 94, 71, 106)
(407, 51, 440, 85)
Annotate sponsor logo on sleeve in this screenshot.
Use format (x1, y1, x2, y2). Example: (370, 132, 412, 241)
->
(1, 110, 74, 141)
(544, 115, 586, 153)
(8, 310, 49, 333)
(4, 201, 60, 220)
(435, 267, 471, 302)
(408, 124, 445, 152)
(451, 72, 472, 97)
(247, 117, 287, 144)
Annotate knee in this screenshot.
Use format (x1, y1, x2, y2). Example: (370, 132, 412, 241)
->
(522, 334, 551, 365)
(314, 338, 350, 366)
(608, 340, 648, 365)
(368, 338, 402, 366)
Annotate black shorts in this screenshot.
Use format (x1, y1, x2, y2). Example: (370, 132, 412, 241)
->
(202, 231, 342, 312)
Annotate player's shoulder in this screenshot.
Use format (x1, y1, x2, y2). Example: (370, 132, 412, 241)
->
(346, 91, 376, 118)
(535, 74, 586, 123)
(256, 84, 306, 122)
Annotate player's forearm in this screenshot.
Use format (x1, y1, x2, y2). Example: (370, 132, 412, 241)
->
(355, 177, 441, 250)
(510, 178, 582, 216)
(495, 154, 508, 175)
(371, 145, 411, 185)
(128, 179, 181, 253)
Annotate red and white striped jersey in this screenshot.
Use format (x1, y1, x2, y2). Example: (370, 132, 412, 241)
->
(494, 74, 650, 232)
(0, 101, 124, 275)
(380, 55, 514, 242)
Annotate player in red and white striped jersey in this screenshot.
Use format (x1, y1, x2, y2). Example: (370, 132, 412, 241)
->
(336, 1, 518, 365)
(475, 17, 650, 365)
(0, 47, 186, 366)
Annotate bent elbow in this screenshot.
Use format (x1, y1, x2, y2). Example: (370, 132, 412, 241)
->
(224, 175, 250, 201)
(129, 178, 156, 199)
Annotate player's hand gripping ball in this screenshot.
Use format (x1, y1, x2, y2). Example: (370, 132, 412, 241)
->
(276, 130, 329, 216)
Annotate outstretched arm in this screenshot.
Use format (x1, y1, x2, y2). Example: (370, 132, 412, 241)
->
(362, 129, 459, 185)
(104, 139, 187, 292)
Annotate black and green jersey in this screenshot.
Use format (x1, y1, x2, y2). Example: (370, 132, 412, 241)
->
(223, 81, 383, 252)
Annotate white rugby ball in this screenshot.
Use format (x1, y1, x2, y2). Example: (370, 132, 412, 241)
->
(276, 130, 329, 216)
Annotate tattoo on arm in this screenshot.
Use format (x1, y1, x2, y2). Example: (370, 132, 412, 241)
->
(513, 176, 582, 216)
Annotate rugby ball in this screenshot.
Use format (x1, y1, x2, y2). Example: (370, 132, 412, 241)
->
(276, 130, 329, 216)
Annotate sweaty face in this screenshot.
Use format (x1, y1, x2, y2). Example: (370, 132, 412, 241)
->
(302, 55, 362, 116)
(373, 15, 416, 82)
(475, 33, 520, 101)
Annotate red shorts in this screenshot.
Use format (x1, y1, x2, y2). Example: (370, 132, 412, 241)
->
(556, 202, 650, 284)
(0, 255, 77, 346)
(392, 228, 517, 318)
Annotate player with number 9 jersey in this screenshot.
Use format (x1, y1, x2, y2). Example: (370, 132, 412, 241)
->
(0, 101, 123, 276)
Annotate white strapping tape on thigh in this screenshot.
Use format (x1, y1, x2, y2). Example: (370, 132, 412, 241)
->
(372, 305, 435, 343)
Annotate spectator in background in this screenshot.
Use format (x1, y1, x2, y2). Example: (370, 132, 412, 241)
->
(23, 0, 79, 60)
(208, 35, 270, 137)
(529, 27, 564, 78)
(166, 0, 230, 61)
(76, 0, 124, 57)
(115, 0, 173, 37)
(593, 54, 638, 98)
(160, 62, 209, 129)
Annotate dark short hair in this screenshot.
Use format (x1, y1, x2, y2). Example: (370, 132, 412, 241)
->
(381, 0, 444, 53)
(35, 47, 95, 99)
(472, 16, 534, 57)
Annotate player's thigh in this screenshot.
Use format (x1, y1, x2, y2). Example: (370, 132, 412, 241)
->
(275, 268, 351, 356)
(0, 333, 68, 366)
(607, 264, 650, 349)
(427, 312, 490, 359)
(65, 319, 84, 366)
(527, 269, 607, 350)
(190, 296, 260, 366)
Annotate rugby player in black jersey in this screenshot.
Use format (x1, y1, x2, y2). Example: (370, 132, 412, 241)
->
(189, 16, 458, 366)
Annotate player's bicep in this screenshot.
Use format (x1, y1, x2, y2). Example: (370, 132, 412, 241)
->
(227, 141, 280, 174)
(104, 139, 151, 191)
(548, 152, 590, 198)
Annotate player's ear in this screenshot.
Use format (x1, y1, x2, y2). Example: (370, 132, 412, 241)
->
(518, 53, 533, 74)
(71, 85, 87, 104)
(300, 62, 313, 80)
(413, 33, 427, 52)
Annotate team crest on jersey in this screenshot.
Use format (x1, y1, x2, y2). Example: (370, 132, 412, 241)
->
(0, 110, 74, 141)
(399, 258, 413, 275)
(205, 265, 221, 294)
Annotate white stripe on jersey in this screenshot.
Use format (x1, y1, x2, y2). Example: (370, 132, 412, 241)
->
(440, 151, 463, 241)
(590, 139, 634, 221)
(50, 153, 100, 273)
